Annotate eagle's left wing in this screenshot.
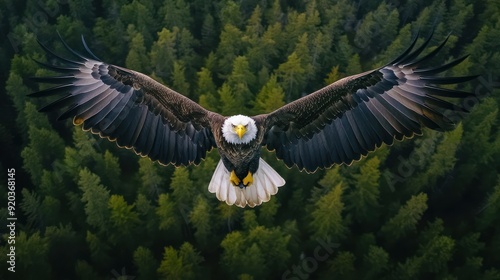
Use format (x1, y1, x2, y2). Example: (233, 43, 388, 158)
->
(258, 34, 477, 172)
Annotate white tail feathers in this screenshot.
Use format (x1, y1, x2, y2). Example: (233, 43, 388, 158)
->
(208, 158, 286, 208)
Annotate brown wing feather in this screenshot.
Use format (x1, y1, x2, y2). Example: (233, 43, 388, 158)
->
(31, 36, 220, 166)
(258, 34, 477, 172)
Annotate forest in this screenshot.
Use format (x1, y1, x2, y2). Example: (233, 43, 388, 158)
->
(1, 0, 500, 279)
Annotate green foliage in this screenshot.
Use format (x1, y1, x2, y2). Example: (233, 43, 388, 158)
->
(310, 183, 348, 241)
(156, 193, 178, 231)
(78, 168, 111, 230)
(253, 74, 285, 114)
(126, 31, 150, 73)
(381, 193, 428, 240)
(134, 246, 160, 280)
(346, 157, 381, 225)
(3, 1, 500, 279)
(157, 243, 203, 280)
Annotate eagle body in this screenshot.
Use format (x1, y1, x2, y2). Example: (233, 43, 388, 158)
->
(32, 32, 477, 208)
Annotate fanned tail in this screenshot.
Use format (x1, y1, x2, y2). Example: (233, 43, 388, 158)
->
(208, 158, 285, 208)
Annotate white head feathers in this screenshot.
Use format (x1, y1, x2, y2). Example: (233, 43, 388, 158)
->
(222, 115, 258, 144)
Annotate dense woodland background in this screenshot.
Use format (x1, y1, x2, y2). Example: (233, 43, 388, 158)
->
(1, 0, 500, 279)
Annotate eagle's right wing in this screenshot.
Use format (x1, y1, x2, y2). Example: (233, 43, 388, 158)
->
(31, 36, 221, 166)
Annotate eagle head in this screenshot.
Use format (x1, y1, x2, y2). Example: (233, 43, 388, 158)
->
(222, 115, 257, 144)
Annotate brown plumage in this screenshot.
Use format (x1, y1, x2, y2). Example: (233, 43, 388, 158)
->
(31, 32, 477, 207)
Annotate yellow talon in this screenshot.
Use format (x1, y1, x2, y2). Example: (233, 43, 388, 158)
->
(243, 172, 253, 187)
(230, 171, 240, 186)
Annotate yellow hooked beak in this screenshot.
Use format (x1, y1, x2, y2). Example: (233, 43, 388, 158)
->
(235, 124, 247, 139)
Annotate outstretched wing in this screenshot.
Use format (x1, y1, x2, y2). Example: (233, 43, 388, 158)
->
(258, 33, 477, 172)
(31, 35, 221, 166)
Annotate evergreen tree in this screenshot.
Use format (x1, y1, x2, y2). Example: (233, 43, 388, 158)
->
(309, 183, 347, 241)
(253, 74, 285, 114)
(276, 51, 307, 102)
(196, 67, 219, 112)
(325, 251, 356, 279)
(381, 193, 428, 240)
(12, 232, 51, 279)
(172, 61, 191, 97)
(157, 243, 203, 280)
(150, 27, 177, 82)
(120, 0, 156, 45)
(138, 157, 165, 198)
(189, 196, 213, 248)
(159, 0, 192, 30)
(346, 157, 381, 225)
(219, 82, 246, 116)
(216, 24, 246, 77)
(78, 168, 110, 231)
(134, 246, 159, 280)
(363, 245, 389, 279)
(126, 30, 150, 73)
(108, 194, 140, 244)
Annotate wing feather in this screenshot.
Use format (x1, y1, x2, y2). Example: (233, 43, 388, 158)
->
(31, 36, 219, 166)
(259, 33, 477, 171)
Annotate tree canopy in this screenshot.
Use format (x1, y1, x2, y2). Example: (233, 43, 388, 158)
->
(1, 0, 500, 279)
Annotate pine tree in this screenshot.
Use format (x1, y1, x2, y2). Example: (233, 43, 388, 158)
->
(134, 246, 160, 280)
(21, 103, 65, 185)
(219, 1, 244, 28)
(219, 82, 247, 116)
(253, 74, 285, 114)
(157, 243, 203, 280)
(170, 167, 196, 209)
(189, 196, 213, 248)
(108, 194, 140, 244)
(201, 14, 217, 49)
(216, 24, 246, 77)
(172, 61, 191, 97)
(156, 193, 178, 231)
(407, 125, 463, 193)
(20, 188, 41, 228)
(92, 18, 127, 63)
(346, 157, 381, 225)
(226, 56, 256, 107)
(417, 235, 455, 274)
(159, 0, 192, 30)
(126, 30, 150, 73)
(74, 260, 100, 280)
(120, 0, 156, 45)
(276, 52, 307, 102)
(12, 232, 51, 279)
(324, 65, 342, 85)
(478, 176, 500, 230)
(78, 168, 110, 231)
(86, 231, 112, 268)
(196, 67, 219, 112)
(138, 157, 165, 198)
(363, 245, 389, 279)
(96, 150, 121, 191)
(309, 183, 347, 241)
(325, 251, 356, 279)
(381, 193, 428, 240)
(44, 224, 80, 278)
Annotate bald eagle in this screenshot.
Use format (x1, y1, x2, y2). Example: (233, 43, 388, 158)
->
(31, 33, 476, 208)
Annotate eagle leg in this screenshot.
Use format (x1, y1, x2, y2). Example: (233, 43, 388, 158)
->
(242, 172, 253, 187)
(230, 171, 241, 187)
